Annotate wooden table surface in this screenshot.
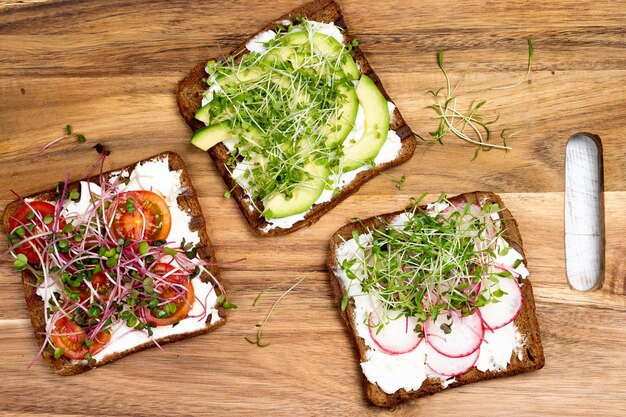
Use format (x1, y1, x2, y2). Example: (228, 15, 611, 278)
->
(1, 1, 625, 415)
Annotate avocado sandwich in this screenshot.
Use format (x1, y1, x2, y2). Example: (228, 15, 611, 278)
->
(176, 0, 417, 236)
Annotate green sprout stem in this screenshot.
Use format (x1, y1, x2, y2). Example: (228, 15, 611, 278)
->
(246, 275, 307, 347)
(491, 37, 534, 90)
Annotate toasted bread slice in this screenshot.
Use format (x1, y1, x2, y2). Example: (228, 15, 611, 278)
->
(2, 152, 227, 375)
(327, 191, 544, 407)
(176, 0, 417, 236)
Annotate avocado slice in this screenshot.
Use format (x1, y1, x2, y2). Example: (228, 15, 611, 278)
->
(194, 68, 267, 125)
(191, 123, 236, 151)
(262, 31, 360, 146)
(263, 162, 329, 219)
(323, 84, 358, 146)
(191, 122, 267, 152)
(195, 66, 307, 124)
(341, 75, 390, 171)
(310, 33, 359, 80)
(270, 31, 359, 80)
(195, 103, 235, 125)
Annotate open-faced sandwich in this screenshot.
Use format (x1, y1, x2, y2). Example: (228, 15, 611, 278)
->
(177, 0, 417, 236)
(3, 152, 227, 375)
(328, 192, 544, 406)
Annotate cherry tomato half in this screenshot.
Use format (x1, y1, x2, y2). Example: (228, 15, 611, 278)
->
(51, 316, 88, 360)
(89, 330, 112, 355)
(8, 201, 65, 264)
(73, 271, 113, 303)
(107, 191, 171, 241)
(51, 316, 112, 360)
(143, 263, 195, 327)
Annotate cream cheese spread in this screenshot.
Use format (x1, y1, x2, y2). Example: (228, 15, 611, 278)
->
(334, 205, 528, 394)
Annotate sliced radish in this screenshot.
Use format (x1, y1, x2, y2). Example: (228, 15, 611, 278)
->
(440, 203, 487, 240)
(478, 275, 523, 330)
(425, 343, 480, 377)
(424, 311, 484, 358)
(440, 202, 482, 220)
(368, 311, 422, 355)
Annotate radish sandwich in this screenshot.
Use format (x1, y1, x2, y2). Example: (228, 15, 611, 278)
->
(327, 191, 544, 407)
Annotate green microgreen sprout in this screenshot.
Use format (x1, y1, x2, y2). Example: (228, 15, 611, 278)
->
(491, 37, 534, 90)
(87, 305, 101, 318)
(395, 174, 407, 190)
(65, 124, 88, 143)
(143, 277, 154, 293)
(53, 347, 64, 359)
(14, 253, 28, 270)
(125, 197, 136, 214)
(84, 352, 96, 368)
(246, 275, 307, 347)
(138, 241, 150, 255)
(163, 247, 177, 256)
(69, 189, 80, 200)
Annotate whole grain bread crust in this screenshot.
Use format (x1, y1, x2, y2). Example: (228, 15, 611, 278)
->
(176, 0, 417, 236)
(2, 151, 227, 376)
(327, 191, 545, 407)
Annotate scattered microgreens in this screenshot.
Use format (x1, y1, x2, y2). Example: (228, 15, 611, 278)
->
(2, 161, 224, 366)
(339, 195, 517, 331)
(420, 39, 534, 159)
(491, 37, 534, 90)
(203, 19, 359, 211)
(246, 275, 307, 347)
(423, 50, 511, 160)
(31, 124, 89, 162)
(395, 174, 407, 190)
(216, 293, 238, 309)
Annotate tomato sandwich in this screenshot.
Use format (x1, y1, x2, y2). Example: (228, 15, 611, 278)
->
(3, 152, 228, 375)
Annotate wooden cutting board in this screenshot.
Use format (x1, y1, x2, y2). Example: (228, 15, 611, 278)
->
(0, 1, 624, 415)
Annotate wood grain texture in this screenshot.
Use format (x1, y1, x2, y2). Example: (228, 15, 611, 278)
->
(0, 0, 625, 415)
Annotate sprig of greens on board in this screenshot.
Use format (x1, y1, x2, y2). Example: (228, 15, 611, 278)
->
(419, 38, 533, 159)
(492, 38, 534, 90)
(31, 124, 88, 161)
(246, 275, 307, 347)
